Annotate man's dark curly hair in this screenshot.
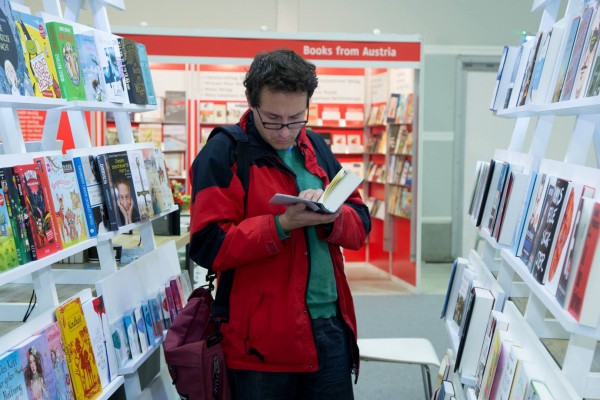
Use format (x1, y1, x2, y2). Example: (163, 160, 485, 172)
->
(244, 49, 318, 108)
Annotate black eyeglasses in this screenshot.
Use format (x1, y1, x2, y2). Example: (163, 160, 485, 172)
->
(255, 107, 309, 130)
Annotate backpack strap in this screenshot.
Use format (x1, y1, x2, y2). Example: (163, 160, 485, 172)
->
(205, 125, 250, 326)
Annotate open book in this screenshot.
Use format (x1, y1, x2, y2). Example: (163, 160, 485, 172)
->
(269, 168, 363, 214)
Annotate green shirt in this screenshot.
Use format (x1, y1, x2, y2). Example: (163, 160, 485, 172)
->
(275, 146, 337, 319)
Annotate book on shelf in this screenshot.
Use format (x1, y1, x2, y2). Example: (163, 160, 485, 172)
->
(556, 196, 596, 307)
(0, 349, 28, 399)
(330, 134, 347, 153)
(159, 288, 172, 329)
(524, 380, 555, 400)
(544, 183, 595, 296)
(13, 10, 61, 99)
(164, 90, 187, 123)
(14, 163, 62, 259)
(226, 102, 248, 124)
(123, 309, 141, 358)
(137, 123, 162, 148)
(0, 181, 19, 271)
(141, 302, 157, 345)
(468, 161, 489, 220)
(269, 168, 363, 214)
(13, 333, 56, 400)
(496, 345, 532, 400)
(85, 29, 128, 103)
(481, 161, 510, 235)
(128, 149, 154, 220)
(401, 93, 414, 123)
(517, 31, 543, 106)
(81, 296, 113, 388)
(490, 46, 520, 111)
(45, 21, 86, 101)
(0, 167, 35, 263)
(55, 297, 102, 400)
(475, 310, 509, 396)
(169, 276, 185, 313)
(508, 41, 533, 108)
(455, 286, 495, 382)
(118, 37, 148, 104)
(479, 330, 514, 400)
(510, 171, 539, 254)
(347, 133, 363, 153)
(133, 304, 150, 353)
(35, 155, 89, 249)
(495, 171, 531, 246)
(75, 33, 105, 102)
(450, 264, 476, 338)
(532, 22, 565, 104)
(386, 93, 400, 123)
(164, 284, 178, 323)
(475, 160, 498, 227)
(136, 43, 156, 105)
(572, 5, 600, 100)
(560, 5, 595, 101)
(551, 15, 581, 102)
(148, 295, 165, 339)
(517, 173, 548, 263)
(0, 0, 33, 96)
(110, 317, 131, 369)
(530, 177, 570, 283)
(526, 31, 552, 104)
(567, 199, 600, 326)
(440, 258, 460, 319)
(70, 154, 107, 236)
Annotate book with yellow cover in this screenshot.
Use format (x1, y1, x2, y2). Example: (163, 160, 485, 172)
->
(55, 297, 102, 400)
(13, 11, 61, 98)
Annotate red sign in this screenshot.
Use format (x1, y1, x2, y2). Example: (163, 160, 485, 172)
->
(119, 34, 421, 63)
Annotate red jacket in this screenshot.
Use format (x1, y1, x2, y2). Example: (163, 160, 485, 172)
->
(189, 110, 371, 373)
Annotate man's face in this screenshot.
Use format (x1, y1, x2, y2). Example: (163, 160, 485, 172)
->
(250, 89, 308, 150)
(117, 183, 132, 211)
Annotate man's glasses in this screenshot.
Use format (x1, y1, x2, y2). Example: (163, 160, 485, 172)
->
(255, 107, 309, 130)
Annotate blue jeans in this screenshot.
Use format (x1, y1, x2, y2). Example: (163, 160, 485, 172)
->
(229, 317, 354, 400)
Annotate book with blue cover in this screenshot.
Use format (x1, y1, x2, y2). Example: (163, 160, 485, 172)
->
(75, 33, 104, 102)
(0, 0, 33, 96)
(137, 43, 156, 105)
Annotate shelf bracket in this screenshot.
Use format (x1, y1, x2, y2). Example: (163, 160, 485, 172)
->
(0, 108, 26, 154)
(565, 114, 599, 166)
(528, 115, 554, 169)
(508, 117, 530, 152)
(562, 333, 596, 398)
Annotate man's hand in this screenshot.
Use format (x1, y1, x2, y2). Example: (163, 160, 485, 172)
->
(278, 189, 341, 233)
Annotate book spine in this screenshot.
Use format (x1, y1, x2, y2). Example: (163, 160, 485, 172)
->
(13, 171, 37, 261)
(568, 203, 600, 321)
(73, 157, 98, 237)
(96, 154, 119, 231)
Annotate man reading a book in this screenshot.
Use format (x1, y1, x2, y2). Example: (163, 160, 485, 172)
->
(190, 49, 371, 399)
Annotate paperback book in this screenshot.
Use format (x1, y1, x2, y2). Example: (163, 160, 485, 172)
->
(39, 321, 76, 400)
(75, 33, 104, 102)
(0, 0, 33, 96)
(71, 154, 107, 236)
(86, 30, 128, 103)
(0, 183, 18, 271)
(136, 43, 156, 105)
(13, 334, 55, 400)
(127, 149, 153, 220)
(45, 21, 86, 101)
(118, 37, 148, 104)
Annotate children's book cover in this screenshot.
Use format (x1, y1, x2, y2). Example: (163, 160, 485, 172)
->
(127, 149, 153, 220)
(14, 163, 62, 259)
(75, 33, 104, 102)
(13, 334, 55, 400)
(153, 149, 175, 211)
(45, 21, 86, 101)
(0, 182, 18, 271)
(0, 0, 33, 96)
(109, 318, 131, 369)
(87, 30, 127, 103)
(136, 43, 156, 105)
(0, 167, 34, 263)
(148, 296, 165, 338)
(55, 297, 102, 400)
(118, 37, 147, 104)
(81, 297, 110, 388)
(104, 151, 141, 227)
(39, 321, 76, 400)
(36, 156, 88, 248)
(72, 155, 107, 236)
(0, 350, 27, 400)
(12, 11, 61, 98)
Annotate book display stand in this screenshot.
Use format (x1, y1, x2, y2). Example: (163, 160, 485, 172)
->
(0, 0, 179, 398)
(443, 0, 600, 398)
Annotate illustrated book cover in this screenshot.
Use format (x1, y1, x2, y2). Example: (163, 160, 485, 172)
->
(13, 10, 61, 98)
(118, 37, 148, 104)
(0, 0, 33, 96)
(0, 167, 34, 263)
(35, 155, 89, 248)
(13, 333, 55, 400)
(39, 321, 76, 400)
(55, 297, 102, 400)
(0, 179, 18, 271)
(127, 149, 153, 220)
(14, 163, 62, 259)
(45, 21, 86, 101)
(85, 30, 127, 103)
(75, 33, 104, 102)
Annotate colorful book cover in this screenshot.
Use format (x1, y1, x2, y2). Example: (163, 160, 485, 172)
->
(122, 310, 140, 358)
(39, 321, 76, 400)
(158, 289, 171, 329)
(0, 167, 35, 263)
(0, 350, 27, 400)
(45, 22, 86, 101)
(12, 11, 61, 98)
(127, 149, 153, 220)
(552, 16, 581, 102)
(148, 295, 165, 338)
(153, 148, 175, 211)
(81, 298, 110, 388)
(109, 318, 131, 369)
(133, 305, 149, 353)
(0, 181, 18, 271)
(13, 334, 55, 400)
(141, 303, 156, 345)
(86, 30, 127, 103)
(71, 155, 107, 236)
(164, 284, 178, 323)
(136, 43, 156, 105)
(0, 0, 33, 96)
(118, 37, 147, 104)
(530, 177, 570, 283)
(169, 277, 184, 314)
(55, 297, 102, 400)
(573, 8, 600, 99)
(560, 6, 594, 101)
(102, 151, 141, 227)
(14, 163, 62, 259)
(75, 33, 104, 102)
(36, 156, 89, 248)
